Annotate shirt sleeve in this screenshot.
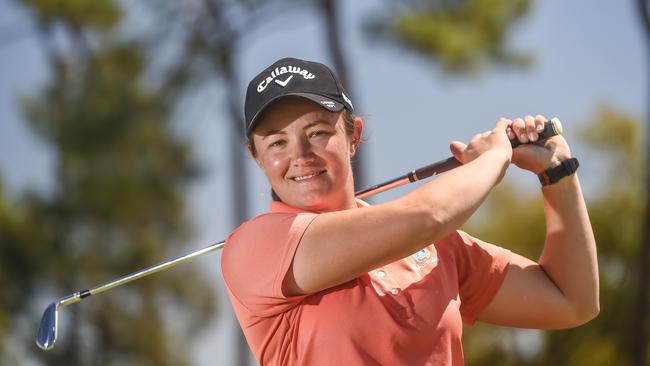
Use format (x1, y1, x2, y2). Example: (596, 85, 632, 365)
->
(451, 230, 512, 325)
(221, 212, 318, 317)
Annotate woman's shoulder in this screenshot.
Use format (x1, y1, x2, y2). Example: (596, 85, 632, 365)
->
(434, 230, 511, 273)
(435, 230, 510, 259)
(230, 211, 315, 237)
(436, 230, 491, 247)
(221, 211, 319, 302)
(433, 230, 470, 249)
(223, 211, 318, 258)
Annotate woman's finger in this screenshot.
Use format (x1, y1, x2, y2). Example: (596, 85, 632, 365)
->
(524, 115, 537, 142)
(495, 117, 512, 132)
(512, 118, 528, 143)
(535, 114, 547, 133)
(449, 140, 467, 162)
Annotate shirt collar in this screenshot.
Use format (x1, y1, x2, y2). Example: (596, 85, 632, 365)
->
(269, 198, 370, 214)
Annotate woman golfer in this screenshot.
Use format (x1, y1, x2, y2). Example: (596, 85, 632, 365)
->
(221, 57, 599, 366)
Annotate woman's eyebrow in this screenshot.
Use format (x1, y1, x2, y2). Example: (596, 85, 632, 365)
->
(260, 119, 334, 140)
(304, 119, 335, 129)
(261, 129, 286, 140)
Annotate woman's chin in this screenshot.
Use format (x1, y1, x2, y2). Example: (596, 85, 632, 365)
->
(287, 196, 327, 211)
(278, 180, 352, 211)
(283, 190, 335, 211)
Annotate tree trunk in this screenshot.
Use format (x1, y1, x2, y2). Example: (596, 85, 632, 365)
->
(224, 54, 252, 366)
(318, 0, 366, 190)
(635, 1, 650, 365)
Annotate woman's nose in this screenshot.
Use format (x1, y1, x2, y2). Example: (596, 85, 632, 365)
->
(290, 138, 316, 163)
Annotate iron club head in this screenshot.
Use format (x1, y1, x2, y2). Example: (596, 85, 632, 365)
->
(33, 242, 224, 353)
(36, 302, 58, 351)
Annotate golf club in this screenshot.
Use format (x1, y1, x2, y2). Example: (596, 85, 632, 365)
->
(36, 118, 562, 351)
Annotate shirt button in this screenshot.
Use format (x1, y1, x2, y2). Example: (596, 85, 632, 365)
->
(377, 270, 386, 278)
(390, 288, 400, 295)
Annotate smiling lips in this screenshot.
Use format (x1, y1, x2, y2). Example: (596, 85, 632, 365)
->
(291, 170, 326, 182)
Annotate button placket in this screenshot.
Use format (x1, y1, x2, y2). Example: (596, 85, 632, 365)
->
(370, 268, 399, 295)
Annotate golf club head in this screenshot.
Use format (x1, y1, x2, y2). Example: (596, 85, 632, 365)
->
(36, 302, 58, 350)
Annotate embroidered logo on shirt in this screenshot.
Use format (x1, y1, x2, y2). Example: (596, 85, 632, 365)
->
(412, 248, 438, 269)
(412, 248, 431, 262)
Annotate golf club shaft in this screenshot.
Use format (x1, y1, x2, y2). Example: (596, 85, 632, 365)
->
(60, 243, 225, 308)
(356, 117, 562, 198)
(53, 118, 563, 306)
(54, 154, 461, 308)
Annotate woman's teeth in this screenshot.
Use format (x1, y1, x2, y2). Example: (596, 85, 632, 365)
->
(293, 171, 324, 181)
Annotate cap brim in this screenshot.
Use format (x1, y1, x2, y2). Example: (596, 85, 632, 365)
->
(246, 93, 345, 135)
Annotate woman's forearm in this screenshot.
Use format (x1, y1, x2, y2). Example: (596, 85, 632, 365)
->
(538, 174, 599, 322)
(401, 150, 510, 243)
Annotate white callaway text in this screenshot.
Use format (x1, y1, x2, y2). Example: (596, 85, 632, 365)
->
(257, 66, 316, 92)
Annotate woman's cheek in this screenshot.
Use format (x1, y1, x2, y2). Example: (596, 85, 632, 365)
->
(264, 153, 288, 177)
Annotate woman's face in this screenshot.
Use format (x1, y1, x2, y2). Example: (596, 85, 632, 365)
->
(249, 98, 362, 212)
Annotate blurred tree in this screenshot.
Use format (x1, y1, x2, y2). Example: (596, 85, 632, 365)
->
(635, 1, 650, 365)
(0, 0, 215, 365)
(315, 0, 366, 189)
(365, 0, 532, 74)
(463, 106, 645, 365)
(0, 178, 51, 364)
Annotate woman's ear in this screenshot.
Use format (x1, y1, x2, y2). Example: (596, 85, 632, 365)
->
(350, 116, 364, 156)
(247, 143, 262, 167)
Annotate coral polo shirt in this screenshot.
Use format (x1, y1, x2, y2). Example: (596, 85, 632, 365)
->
(221, 200, 511, 366)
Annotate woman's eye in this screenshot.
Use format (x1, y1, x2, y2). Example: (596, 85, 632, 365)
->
(268, 140, 286, 148)
(309, 130, 330, 138)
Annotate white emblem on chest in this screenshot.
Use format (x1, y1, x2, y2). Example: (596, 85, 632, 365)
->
(411, 248, 438, 269)
(412, 248, 431, 262)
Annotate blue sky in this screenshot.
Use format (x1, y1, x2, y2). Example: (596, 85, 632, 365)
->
(0, 0, 646, 364)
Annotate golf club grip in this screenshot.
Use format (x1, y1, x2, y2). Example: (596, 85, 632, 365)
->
(510, 118, 563, 148)
(411, 118, 563, 181)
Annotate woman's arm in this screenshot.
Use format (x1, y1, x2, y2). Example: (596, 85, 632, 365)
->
(284, 121, 513, 296)
(477, 174, 599, 328)
(477, 115, 599, 328)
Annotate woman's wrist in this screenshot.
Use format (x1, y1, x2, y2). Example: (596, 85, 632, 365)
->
(478, 149, 511, 183)
(542, 150, 572, 170)
(538, 157, 579, 186)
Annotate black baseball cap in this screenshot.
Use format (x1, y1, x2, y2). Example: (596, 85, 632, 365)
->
(244, 57, 354, 136)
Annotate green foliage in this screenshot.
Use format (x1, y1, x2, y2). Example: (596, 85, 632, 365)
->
(22, 0, 121, 29)
(463, 106, 645, 365)
(0, 1, 216, 365)
(366, 0, 532, 74)
(24, 45, 197, 235)
(0, 180, 51, 362)
(578, 106, 644, 194)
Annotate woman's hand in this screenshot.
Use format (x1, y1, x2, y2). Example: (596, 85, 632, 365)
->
(449, 118, 513, 167)
(505, 115, 572, 174)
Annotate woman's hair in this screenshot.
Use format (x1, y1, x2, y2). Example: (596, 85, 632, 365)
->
(247, 108, 358, 202)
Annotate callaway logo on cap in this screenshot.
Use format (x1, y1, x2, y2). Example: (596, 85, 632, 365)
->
(244, 57, 354, 136)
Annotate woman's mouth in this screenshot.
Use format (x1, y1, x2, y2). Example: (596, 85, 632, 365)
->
(291, 170, 326, 182)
